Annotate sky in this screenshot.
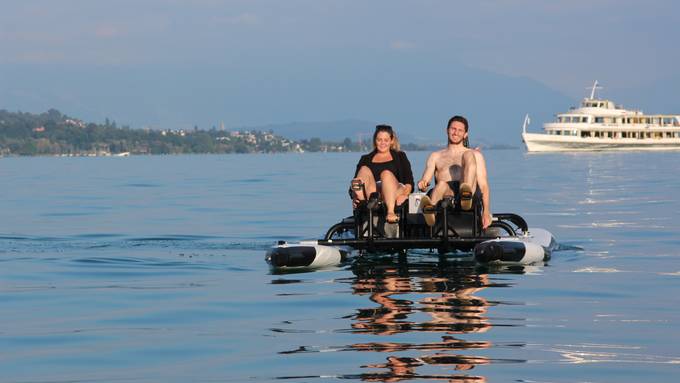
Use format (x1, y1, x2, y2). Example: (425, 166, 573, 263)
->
(1, 0, 679, 141)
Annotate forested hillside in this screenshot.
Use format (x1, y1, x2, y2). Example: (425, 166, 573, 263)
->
(0, 109, 369, 156)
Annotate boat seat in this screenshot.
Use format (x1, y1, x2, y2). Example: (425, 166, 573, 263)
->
(431, 195, 483, 239)
(353, 194, 406, 239)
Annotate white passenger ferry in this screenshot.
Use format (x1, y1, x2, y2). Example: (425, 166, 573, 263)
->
(522, 81, 680, 152)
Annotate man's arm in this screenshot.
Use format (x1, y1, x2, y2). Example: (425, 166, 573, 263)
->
(474, 150, 492, 229)
(417, 152, 438, 191)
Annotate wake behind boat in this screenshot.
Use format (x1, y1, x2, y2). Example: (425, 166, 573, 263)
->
(522, 81, 680, 152)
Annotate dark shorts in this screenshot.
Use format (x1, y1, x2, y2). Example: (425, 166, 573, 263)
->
(439, 180, 482, 200)
(447, 180, 460, 193)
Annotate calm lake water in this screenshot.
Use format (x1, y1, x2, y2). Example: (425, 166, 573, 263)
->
(1, 150, 679, 382)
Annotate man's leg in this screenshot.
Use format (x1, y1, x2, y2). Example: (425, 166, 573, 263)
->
(421, 181, 453, 227)
(460, 151, 477, 210)
(430, 181, 454, 205)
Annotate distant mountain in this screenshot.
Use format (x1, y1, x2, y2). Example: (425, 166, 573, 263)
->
(1, 52, 580, 146)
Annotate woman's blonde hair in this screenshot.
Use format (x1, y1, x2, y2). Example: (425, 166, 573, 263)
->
(373, 124, 401, 151)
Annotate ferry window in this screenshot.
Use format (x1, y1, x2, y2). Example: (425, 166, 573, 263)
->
(558, 116, 564, 123)
(581, 131, 591, 137)
(595, 117, 604, 123)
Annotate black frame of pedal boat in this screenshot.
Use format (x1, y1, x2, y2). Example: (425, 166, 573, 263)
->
(319, 212, 529, 254)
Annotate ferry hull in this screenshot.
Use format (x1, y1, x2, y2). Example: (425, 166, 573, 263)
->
(522, 133, 680, 152)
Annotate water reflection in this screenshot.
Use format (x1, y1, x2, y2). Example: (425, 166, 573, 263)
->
(276, 257, 530, 381)
(345, 257, 526, 382)
(350, 261, 495, 335)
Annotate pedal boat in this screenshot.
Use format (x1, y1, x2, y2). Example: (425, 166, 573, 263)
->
(266, 192, 556, 270)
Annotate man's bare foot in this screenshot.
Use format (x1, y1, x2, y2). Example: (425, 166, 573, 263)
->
(420, 196, 436, 226)
(460, 183, 473, 211)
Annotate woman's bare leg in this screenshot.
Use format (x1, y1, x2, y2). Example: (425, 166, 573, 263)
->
(379, 170, 400, 221)
(352, 166, 376, 201)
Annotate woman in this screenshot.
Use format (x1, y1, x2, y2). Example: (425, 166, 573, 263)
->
(351, 125, 414, 223)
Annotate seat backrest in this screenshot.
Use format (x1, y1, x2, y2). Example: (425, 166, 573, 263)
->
(435, 194, 482, 238)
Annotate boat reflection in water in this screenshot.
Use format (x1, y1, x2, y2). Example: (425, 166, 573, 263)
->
(274, 255, 536, 382)
(343, 256, 529, 382)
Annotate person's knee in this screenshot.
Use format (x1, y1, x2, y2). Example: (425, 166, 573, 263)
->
(357, 166, 375, 181)
(380, 170, 397, 182)
(462, 150, 476, 166)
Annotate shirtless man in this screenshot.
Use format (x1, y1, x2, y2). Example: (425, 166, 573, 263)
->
(417, 115, 492, 229)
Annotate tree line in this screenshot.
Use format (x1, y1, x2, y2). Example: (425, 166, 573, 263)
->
(0, 109, 383, 156)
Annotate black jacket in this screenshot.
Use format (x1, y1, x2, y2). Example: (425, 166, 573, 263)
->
(354, 149, 414, 188)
